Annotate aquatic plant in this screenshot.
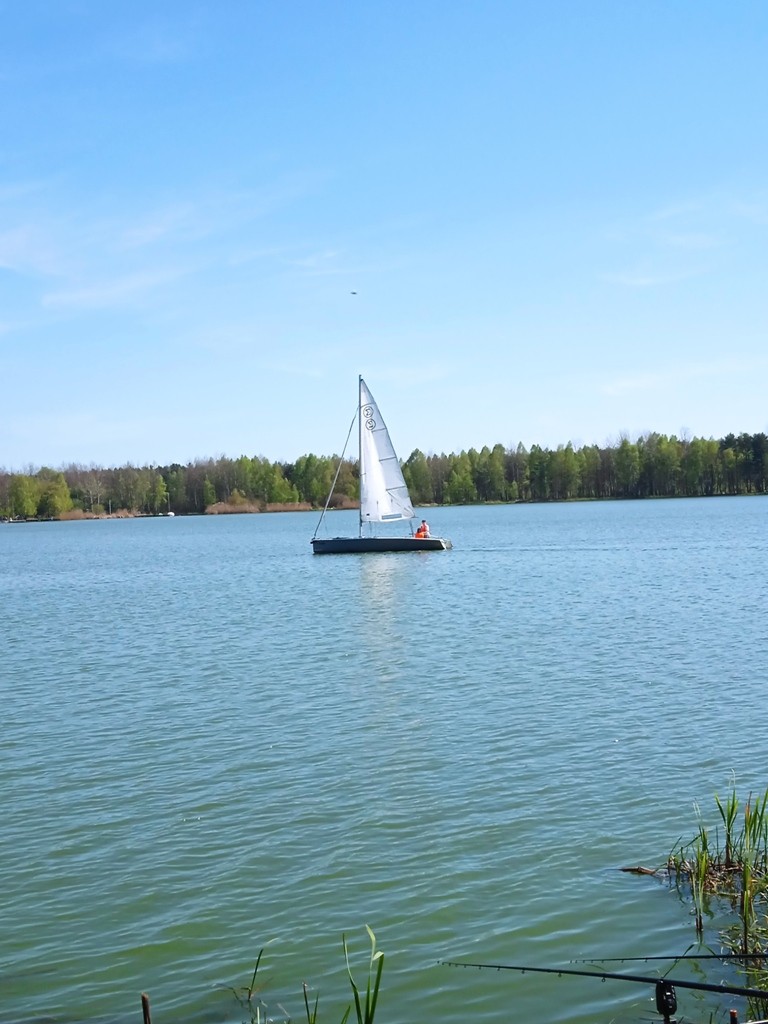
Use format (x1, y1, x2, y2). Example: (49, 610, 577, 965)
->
(343, 925, 384, 1024)
(228, 927, 384, 1024)
(669, 788, 768, 949)
(229, 948, 277, 1024)
(665, 787, 768, 1019)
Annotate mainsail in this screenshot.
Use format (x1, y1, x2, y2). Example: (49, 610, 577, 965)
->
(358, 378, 415, 525)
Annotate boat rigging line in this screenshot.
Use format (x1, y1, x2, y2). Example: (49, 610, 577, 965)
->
(311, 404, 358, 541)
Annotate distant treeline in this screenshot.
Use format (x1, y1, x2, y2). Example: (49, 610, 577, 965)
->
(1, 430, 767, 519)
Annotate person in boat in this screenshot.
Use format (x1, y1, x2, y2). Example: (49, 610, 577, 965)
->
(414, 519, 430, 539)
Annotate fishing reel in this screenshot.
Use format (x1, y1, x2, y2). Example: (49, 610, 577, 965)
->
(655, 979, 677, 1023)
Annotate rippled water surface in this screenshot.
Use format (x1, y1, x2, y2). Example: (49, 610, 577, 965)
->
(2, 499, 768, 1024)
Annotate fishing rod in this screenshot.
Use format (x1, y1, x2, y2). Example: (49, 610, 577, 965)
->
(572, 954, 768, 963)
(442, 960, 768, 999)
(442, 959, 768, 1024)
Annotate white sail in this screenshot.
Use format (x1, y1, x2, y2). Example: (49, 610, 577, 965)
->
(358, 378, 415, 524)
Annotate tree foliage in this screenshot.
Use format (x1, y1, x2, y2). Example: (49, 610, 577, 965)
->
(1, 431, 767, 519)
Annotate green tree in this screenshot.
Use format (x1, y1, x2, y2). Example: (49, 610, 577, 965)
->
(599, 446, 616, 497)
(202, 476, 216, 507)
(165, 466, 187, 513)
(681, 437, 705, 496)
(111, 467, 143, 510)
(36, 469, 73, 517)
(249, 458, 272, 502)
(232, 455, 254, 497)
(469, 447, 491, 500)
(444, 452, 477, 504)
(332, 458, 358, 504)
(291, 454, 335, 505)
(178, 460, 211, 512)
(700, 438, 721, 495)
(656, 435, 681, 496)
(149, 473, 169, 513)
(637, 433, 660, 496)
(266, 464, 300, 504)
(550, 443, 580, 500)
(403, 449, 433, 504)
(580, 445, 601, 498)
(509, 443, 530, 500)
(0, 472, 10, 518)
(427, 454, 452, 504)
(9, 474, 40, 518)
(527, 445, 550, 500)
(615, 438, 640, 497)
(488, 444, 508, 501)
(747, 432, 768, 492)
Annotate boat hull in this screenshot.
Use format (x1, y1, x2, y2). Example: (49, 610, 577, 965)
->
(311, 536, 451, 555)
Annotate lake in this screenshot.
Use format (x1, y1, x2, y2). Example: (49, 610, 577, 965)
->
(2, 497, 767, 1024)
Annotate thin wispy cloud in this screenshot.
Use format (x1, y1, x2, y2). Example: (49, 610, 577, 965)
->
(600, 371, 671, 396)
(42, 268, 188, 310)
(102, 14, 201, 65)
(0, 183, 298, 316)
(264, 361, 326, 380)
(374, 364, 452, 387)
(601, 357, 762, 397)
(227, 244, 295, 267)
(629, 188, 768, 245)
(117, 30, 193, 64)
(115, 180, 315, 252)
(0, 179, 50, 204)
(119, 205, 199, 249)
(600, 266, 705, 288)
(649, 191, 768, 230)
(658, 231, 719, 250)
(730, 198, 768, 225)
(648, 199, 706, 223)
(279, 247, 393, 279)
(0, 225, 67, 277)
(597, 193, 740, 287)
(286, 249, 342, 272)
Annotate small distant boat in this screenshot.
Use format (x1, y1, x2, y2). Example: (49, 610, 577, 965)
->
(311, 377, 451, 555)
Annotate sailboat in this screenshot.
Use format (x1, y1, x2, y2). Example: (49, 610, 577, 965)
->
(311, 377, 452, 554)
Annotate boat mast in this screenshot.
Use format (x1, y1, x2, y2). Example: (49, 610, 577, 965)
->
(358, 375, 363, 538)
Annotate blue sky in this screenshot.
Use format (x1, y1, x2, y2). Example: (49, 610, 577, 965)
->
(2, 1, 767, 470)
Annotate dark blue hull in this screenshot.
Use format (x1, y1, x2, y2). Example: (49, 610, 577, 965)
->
(311, 536, 451, 555)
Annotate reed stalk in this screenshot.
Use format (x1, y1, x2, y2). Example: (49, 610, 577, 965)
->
(303, 982, 320, 1024)
(343, 926, 384, 1024)
(229, 929, 384, 1024)
(229, 949, 270, 1024)
(667, 786, 768, 1014)
(690, 823, 709, 938)
(715, 789, 740, 870)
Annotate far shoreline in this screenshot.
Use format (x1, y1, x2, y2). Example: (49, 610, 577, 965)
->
(3, 490, 766, 526)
